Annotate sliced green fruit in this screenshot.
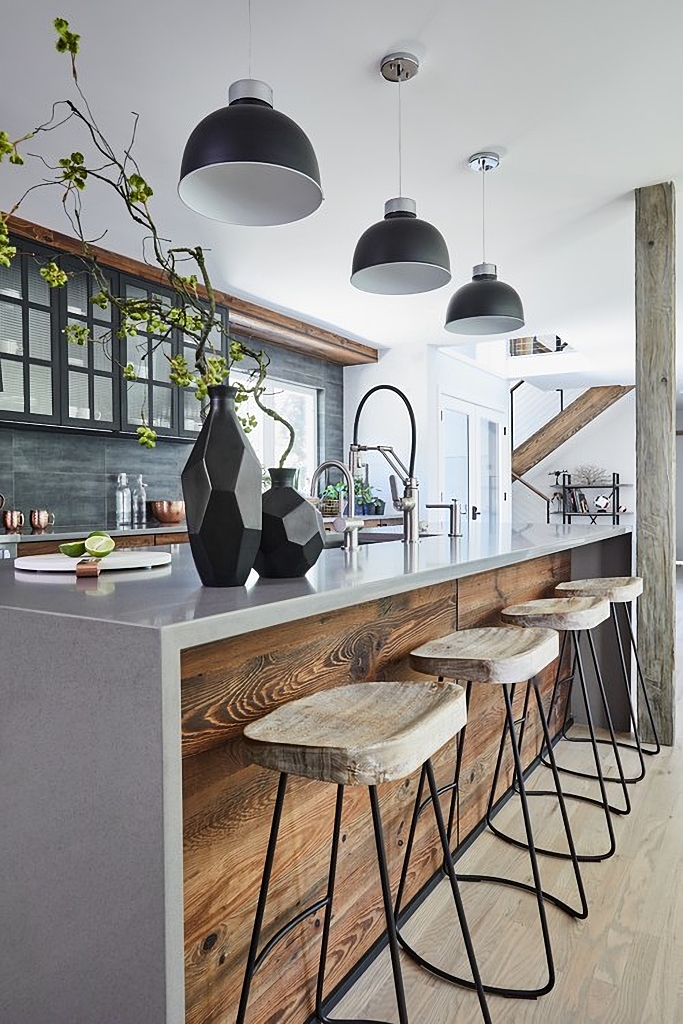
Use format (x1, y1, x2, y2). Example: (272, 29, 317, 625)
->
(59, 540, 86, 558)
(84, 535, 116, 557)
(87, 530, 111, 538)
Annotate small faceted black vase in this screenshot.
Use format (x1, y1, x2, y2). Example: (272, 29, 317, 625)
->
(181, 384, 262, 587)
(254, 467, 325, 578)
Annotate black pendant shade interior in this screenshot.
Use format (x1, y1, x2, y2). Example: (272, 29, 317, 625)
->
(351, 197, 451, 294)
(178, 79, 323, 226)
(350, 52, 451, 295)
(444, 152, 524, 335)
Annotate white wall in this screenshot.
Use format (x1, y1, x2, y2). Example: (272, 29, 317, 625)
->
(521, 390, 636, 528)
(343, 346, 509, 515)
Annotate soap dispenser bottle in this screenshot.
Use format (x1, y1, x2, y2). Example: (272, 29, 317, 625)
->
(131, 475, 147, 526)
(115, 472, 132, 527)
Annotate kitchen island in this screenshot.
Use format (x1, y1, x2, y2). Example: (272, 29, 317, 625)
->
(0, 523, 631, 1024)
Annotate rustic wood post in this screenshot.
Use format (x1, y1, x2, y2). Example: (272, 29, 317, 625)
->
(635, 182, 676, 745)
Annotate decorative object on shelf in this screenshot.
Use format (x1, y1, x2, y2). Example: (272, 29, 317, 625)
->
(559, 472, 622, 525)
(178, 0, 322, 226)
(351, 52, 451, 294)
(254, 467, 325, 578)
(2, 509, 24, 532)
(182, 385, 262, 587)
(573, 463, 609, 486)
(0, 19, 294, 450)
(444, 152, 525, 335)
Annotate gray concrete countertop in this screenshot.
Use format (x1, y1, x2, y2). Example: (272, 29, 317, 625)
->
(0, 522, 632, 651)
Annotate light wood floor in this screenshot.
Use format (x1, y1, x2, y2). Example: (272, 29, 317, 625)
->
(335, 578, 683, 1023)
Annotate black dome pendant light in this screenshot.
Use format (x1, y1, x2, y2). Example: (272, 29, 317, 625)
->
(444, 152, 524, 335)
(351, 53, 451, 295)
(178, 1, 322, 226)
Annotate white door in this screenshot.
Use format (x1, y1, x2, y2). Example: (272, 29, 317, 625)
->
(438, 395, 508, 534)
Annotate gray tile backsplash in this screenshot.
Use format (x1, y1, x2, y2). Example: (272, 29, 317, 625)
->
(0, 344, 343, 527)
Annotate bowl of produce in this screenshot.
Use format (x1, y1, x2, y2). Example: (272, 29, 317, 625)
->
(148, 500, 185, 524)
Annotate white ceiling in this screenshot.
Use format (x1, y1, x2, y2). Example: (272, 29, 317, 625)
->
(2, 0, 682, 388)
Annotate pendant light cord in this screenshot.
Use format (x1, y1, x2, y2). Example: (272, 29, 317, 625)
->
(481, 160, 486, 263)
(248, 0, 252, 78)
(398, 75, 403, 197)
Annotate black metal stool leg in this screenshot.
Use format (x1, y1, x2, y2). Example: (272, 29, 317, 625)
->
(316, 786, 345, 1023)
(424, 759, 492, 1024)
(624, 601, 661, 754)
(237, 772, 289, 1024)
(398, 686, 557, 999)
(368, 786, 410, 1024)
(552, 630, 631, 814)
(559, 605, 647, 781)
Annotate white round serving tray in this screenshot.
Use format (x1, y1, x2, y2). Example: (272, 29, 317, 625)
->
(14, 550, 172, 573)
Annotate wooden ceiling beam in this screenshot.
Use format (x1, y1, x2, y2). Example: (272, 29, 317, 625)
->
(6, 215, 378, 366)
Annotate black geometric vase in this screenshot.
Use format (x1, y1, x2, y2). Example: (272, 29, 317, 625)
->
(181, 384, 262, 587)
(254, 467, 325, 578)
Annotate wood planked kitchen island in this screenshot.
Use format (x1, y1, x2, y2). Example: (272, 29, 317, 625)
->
(0, 523, 631, 1024)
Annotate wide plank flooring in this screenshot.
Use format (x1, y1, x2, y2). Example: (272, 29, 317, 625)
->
(334, 575, 683, 1024)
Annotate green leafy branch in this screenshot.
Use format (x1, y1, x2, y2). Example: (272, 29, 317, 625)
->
(0, 17, 296, 459)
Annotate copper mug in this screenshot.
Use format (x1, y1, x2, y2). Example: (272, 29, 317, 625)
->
(30, 509, 55, 530)
(3, 510, 24, 532)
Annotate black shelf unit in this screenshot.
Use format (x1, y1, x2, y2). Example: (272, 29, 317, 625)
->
(559, 472, 621, 525)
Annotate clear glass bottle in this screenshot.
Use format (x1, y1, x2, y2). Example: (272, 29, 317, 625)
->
(131, 474, 147, 526)
(115, 472, 132, 528)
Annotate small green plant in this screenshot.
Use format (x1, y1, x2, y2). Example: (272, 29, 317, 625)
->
(0, 18, 295, 464)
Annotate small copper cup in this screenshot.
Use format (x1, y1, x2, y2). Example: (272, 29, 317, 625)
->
(3, 510, 24, 532)
(29, 509, 55, 531)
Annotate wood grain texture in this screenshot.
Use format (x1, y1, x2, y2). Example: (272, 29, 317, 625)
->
(512, 386, 634, 477)
(501, 596, 610, 630)
(8, 214, 378, 366)
(181, 553, 571, 1024)
(153, 531, 189, 545)
(243, 681, 467, 784)
(556, 576, 643, 603)
(635, 182, 676, 746)
(409, 626, 558, 684)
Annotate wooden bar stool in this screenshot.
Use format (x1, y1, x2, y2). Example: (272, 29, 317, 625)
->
(395, 626, 586, 1001)
(555, 576, 660, 777)
(501, 596, 629, 862)
(237, 680, 491, 1024)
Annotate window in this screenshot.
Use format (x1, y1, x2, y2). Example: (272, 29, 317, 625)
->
(232, 371, 319, 490)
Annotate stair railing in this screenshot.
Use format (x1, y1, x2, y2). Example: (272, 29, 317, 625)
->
(512, 472, 552, 524)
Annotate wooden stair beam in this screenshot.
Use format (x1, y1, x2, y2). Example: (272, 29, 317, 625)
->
(512, 385, 634, 477)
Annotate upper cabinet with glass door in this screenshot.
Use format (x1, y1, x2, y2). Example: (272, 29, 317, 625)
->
(120, 278, 179, 437)
(62, 262, 119, 429)
(0, 248, 59, 423)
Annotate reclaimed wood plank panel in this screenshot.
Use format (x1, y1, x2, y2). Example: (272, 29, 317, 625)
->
(635, 182, 676, 746)
(181, 554, 570, 1024)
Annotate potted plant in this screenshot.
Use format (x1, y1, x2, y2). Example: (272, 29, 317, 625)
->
(0, 19, 298, 587)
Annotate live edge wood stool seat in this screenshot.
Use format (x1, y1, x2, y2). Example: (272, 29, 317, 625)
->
(397, 626, 587, 1002)
(555, 576, 661, 775)
(237, 681, 491, 1024)
(501, 596, 629, 863)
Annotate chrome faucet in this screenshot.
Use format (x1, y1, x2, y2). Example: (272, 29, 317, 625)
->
(349, 384, 419, 545)
(425, 498, 463, 537)
(310, 459, 361, 551)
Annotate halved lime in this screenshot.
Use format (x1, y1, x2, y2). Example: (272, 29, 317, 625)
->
(87, 530, 111, 538)
(59, 540, 87, 558)
(84, 535, 116, 557)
